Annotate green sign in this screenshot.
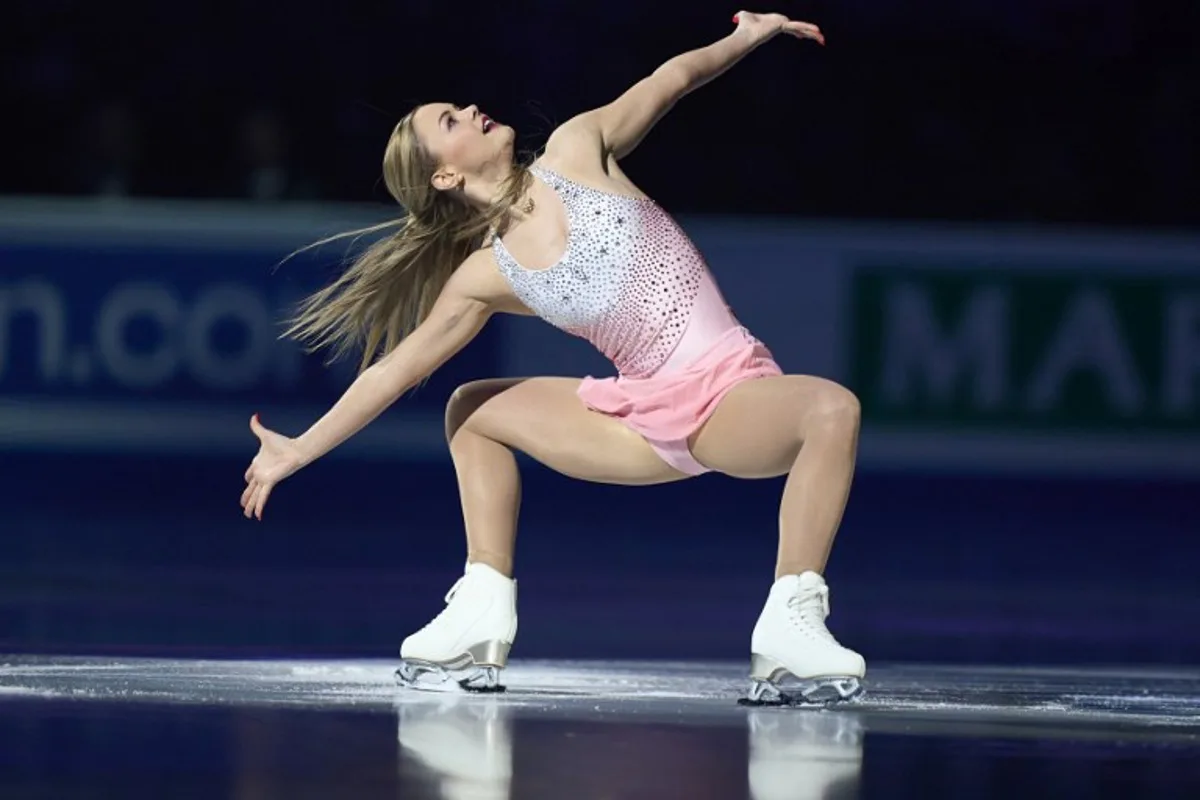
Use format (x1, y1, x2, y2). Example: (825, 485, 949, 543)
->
(851, 268, 1200, 432)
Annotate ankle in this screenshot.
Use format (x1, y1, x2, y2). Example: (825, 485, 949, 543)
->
(468, 551, 514, 578)
(774, 565, 823, 582)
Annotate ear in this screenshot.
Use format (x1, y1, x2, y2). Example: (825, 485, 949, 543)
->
(431, 167, 462, 193)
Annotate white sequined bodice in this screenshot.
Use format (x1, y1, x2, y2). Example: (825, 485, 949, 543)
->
(493, 165, 712, 378)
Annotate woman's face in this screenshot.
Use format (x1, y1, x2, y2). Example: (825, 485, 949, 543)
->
(412, 102, 515, 191)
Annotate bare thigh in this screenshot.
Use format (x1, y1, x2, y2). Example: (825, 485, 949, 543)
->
(446, 377, 691, 486)
(689, 375, 860, 478)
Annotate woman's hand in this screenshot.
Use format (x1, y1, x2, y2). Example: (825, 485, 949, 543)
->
(732, 11, 825, 46)
(241, 413, 306, 521)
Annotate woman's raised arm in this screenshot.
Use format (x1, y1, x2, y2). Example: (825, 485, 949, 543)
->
(560, 11, 824, 160)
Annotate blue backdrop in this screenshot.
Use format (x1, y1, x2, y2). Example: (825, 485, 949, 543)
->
(2, 204, 1198, 668)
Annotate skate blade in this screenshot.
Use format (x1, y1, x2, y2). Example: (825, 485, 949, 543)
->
(395, 659, 506, 695)
(738, 676, 863, 707)
(740, 655, 865, 707)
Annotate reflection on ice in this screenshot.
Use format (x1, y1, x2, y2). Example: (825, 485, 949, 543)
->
(747, 709, 863, 800)
(397, 697, 513, 800)
(392, 696, 868, 800)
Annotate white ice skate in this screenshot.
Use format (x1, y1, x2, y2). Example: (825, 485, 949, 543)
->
(395, 562, 517, 693)
(742, 571, 866, 706)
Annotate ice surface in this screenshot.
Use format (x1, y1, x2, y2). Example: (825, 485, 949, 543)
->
(3, 656, 1198, 800)
(1, 655, 1197, 739)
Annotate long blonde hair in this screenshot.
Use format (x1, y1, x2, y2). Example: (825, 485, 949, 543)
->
(284, 107, 531, 373)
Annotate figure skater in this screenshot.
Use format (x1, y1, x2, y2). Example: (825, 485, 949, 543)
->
(241, 10, 864, 704)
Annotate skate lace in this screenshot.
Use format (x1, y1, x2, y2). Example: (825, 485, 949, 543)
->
(786, 586, 834, 640)
(415, 577, 465, 632)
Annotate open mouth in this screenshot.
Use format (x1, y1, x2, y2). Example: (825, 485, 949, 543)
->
(481, 114, 495, 134)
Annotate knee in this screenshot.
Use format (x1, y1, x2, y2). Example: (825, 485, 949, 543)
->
(803, 382, 861, 437)
(445, 380, 489, 443)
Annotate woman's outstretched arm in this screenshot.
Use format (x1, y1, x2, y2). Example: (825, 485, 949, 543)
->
(239, 249, 506, 520)
(574, 11, 824, 160)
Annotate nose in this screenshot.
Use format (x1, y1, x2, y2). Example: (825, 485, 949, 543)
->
(464, 104, 479, 119)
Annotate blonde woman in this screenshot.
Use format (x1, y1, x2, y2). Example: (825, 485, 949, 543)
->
(241, 11, 864, 705)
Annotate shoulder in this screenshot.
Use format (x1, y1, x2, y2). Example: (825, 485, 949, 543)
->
(443, 246, 528, 316)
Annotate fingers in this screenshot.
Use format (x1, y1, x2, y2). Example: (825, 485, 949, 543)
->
(733, 13, 824, 45)
(242, 475, 274, 520)
(244, 415, 276, 521)
(253, 483, 272, 521)
(243, 482, 259, 518)
(785, 21, 825, 44)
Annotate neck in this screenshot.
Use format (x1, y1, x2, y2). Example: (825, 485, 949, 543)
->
(462, 162, 527, 214)
(463, 162, 508, 207)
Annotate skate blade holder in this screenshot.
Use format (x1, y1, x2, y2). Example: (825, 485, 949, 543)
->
(740, 656, 865, 707)
(395, 659, 506, 694)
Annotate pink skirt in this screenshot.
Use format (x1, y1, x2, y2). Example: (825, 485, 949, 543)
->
(577, 326, 783, 475)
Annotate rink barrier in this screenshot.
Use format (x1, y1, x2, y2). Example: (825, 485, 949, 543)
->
(1, 198, 1197, 476)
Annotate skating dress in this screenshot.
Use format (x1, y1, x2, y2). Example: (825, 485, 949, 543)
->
(492, 164, 781, 475)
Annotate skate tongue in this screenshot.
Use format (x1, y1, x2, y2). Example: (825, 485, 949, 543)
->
(771, 571, 826, 595)
(796, 571, 826, 591)
(464, 561, 518, 584)
(444, 563, 503, 603)
(465, 562, 514, 583)
(774, 572, 831, 618)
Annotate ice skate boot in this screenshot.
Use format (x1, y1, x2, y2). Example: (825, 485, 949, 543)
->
(396, 696, 513, 800)
(747, 708, 863, 800)
(742, 571, 865, 706)
(395, 562, 517, 693)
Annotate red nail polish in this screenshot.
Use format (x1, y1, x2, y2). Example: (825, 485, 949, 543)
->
(732, 14, 740, 24)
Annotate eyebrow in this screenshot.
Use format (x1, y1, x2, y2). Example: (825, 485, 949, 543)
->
(438, 109, 450, 129)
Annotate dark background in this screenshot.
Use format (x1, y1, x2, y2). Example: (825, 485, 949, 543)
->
(5, 0, 1199, 226)
(2, 0, 1198, 668)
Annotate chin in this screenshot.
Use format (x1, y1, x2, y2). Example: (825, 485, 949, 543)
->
(495, 127, 517, 158)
